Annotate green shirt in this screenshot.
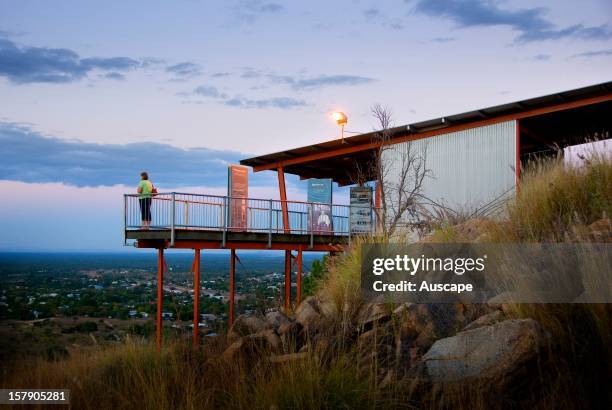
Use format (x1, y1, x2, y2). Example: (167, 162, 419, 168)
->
(138, 180, 153, 198)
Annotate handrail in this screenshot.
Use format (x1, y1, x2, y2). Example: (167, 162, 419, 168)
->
(125, 192, 348, 207)
(124, 191, 377, 246)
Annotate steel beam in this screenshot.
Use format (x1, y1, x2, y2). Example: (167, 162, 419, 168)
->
(516, 119, 521, 192)
(229, 249, 236, 327)
(277, 166, 290, 233)
(156, 248, 164, 351)
(284, 250, 291, 311)
(296, 248, 303, 305)
(193, 249, 201, 346)
(137, 240, 345, 252)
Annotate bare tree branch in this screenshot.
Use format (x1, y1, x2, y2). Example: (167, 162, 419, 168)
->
(370, 104, 431, 237)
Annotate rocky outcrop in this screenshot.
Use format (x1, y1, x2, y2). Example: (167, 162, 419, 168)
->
(221, 296, 547, 396)
(421, 319, 547, 384)
(228, 314, 270, 342)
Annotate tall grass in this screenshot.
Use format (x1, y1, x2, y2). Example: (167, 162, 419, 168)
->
(498, 154, 611, 242)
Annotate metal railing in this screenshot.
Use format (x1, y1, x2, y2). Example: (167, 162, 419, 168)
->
(124, 192, 378, 246)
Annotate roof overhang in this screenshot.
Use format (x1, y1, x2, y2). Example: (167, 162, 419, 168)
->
(240, 81, 612, 185)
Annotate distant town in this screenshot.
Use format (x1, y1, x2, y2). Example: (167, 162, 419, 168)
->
(0, 252, 324, 356)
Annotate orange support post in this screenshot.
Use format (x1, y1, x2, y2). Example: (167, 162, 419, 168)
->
(156, 248, 164, 351)
(284, 250, 291, 311)
(296, 248, 303, 305)
(515, 119, 521, 192)
(229, 249, 236, 327)
(193, 249, 201, 346)
(277, 166, 290, 233)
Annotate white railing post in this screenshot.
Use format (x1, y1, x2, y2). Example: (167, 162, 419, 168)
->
(123, 194, 127, 245)
(222, 196, 228, 247)
(309, 203, 314, 249)
(268, 199, 272, 248)
(170, 193, 176, 247)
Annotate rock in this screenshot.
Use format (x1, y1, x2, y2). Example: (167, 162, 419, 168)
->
(422, 319, 547, 383)
(316, 290, 338, 318)
(399, 304, 469, 351)
(358, 325, 396, 374)
(278, 321, 304, 352)
(228, 314, 270, 342)
(294, 297, 321, 329)
(265, 311, 291, 330)
(487, 292, 522, 315)
(393, 303, 413, 316)
(268, 352, 309, 364)
(357, 304, 391, 330)
(313, 335, 331, 355)
(221, 339, 246, 362)
(251, 329, 282, 351)
(462, 310, 504, 331)
(222, 329, 281, 362)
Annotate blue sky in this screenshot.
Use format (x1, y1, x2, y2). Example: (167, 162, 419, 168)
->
(0, 0, 611, 250)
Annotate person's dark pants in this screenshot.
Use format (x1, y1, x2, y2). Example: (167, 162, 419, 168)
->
(139, 197, 152, 222)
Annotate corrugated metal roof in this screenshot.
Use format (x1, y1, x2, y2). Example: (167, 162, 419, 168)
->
(240, 81, 612, 184)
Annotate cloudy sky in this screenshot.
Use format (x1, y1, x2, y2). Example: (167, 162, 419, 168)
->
(1, 0, 611, 250)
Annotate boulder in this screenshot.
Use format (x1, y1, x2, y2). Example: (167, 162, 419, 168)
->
(251, 329, 282, 351)
(392, 303, 413, 316)
(228, 314, 270, 342)
(265, 311, 291, 330)
(358, 325, 396, 374)
(222, 329, 281, 362)
(357, 304, 391, 330)
(422, 319, 547, 383)
(294, 297, 321, 329)
(278, 321, 304, 352)
(316, 289, 338, 318)
(221, 339, 246, 362)
(487, 292, 522, 315)
(399, 304, 469, 351)
(462, 310, 504, 331)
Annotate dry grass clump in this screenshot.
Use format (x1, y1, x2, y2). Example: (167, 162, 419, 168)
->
(497, 154, 611, 242)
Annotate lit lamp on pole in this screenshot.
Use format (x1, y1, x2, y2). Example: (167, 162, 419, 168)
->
(331, 111, 348, 143)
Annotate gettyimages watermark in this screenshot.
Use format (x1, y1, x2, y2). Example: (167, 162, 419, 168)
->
(361, 243, 612, 304)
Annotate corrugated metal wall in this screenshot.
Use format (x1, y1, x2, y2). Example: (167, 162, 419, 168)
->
(382, 120, 516, 214)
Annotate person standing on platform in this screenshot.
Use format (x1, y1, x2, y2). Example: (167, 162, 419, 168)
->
(137, 171, 156, 229)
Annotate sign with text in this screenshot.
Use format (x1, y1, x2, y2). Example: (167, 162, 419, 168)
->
(350, 186, 373, 234)
(308, 179, 333, 233)
(228, 165, 248, 231)
(361, 243, 612, 303)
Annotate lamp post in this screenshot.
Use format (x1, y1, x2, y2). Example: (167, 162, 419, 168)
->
(331, 111, 348, 143)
